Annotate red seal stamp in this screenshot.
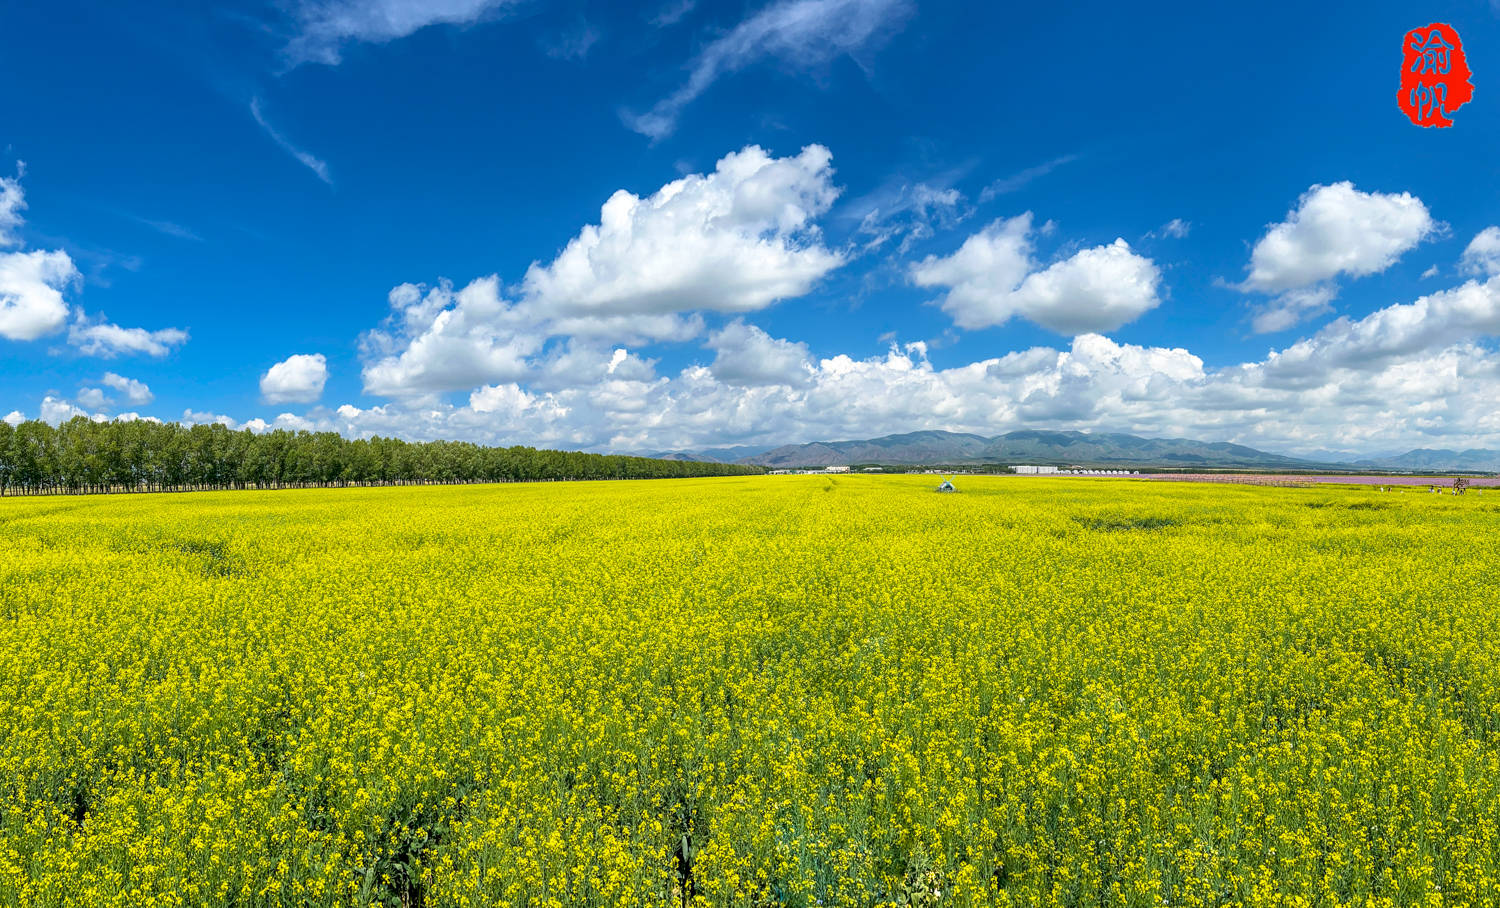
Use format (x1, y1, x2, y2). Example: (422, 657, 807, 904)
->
(1399, 23, 1473, 127)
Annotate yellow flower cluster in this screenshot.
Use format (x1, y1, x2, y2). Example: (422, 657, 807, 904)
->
(0, 476, 1496, 906)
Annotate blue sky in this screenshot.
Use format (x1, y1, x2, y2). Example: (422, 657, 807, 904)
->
(3, 0, 1500, 456)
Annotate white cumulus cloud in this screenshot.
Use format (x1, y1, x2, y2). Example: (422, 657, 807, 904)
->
(706, 320, 813, 387)
(0, 249, 77, 341)
(68, 314, 189, 358)
(523, 144, 843, 318)
(39, 396, 101, 425)
(102, 372, 154, 405)
(361, 277, 542, 398)
(1243, 182, 1435, 293)
(261, 353, 330, 404)
(1261, 275, 1500, 377)
(361, 145, 844, 398)
(217, 268, 1500, 458)
(1460, 226, 1500, 278)
(76, 387, 110, 410)
(0, 169, 185, 355)
(912, 213, 1161, 334)
(182, 409, 241, 429)
(273, 412, 316, 432)
(468, 382, 535, 415)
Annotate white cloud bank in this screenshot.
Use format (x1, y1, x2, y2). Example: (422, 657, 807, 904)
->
(911, 213, 1162, 334)
(169, 271, 1500, 458)
(16, 147, 1499, 460)
(261, 353, 330, 404)
(361, 144, 844, 397)
(291, 153, 1499, 456)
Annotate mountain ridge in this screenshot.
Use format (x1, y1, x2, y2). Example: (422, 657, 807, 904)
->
(636, 431, 1500, 473)
(743, 430, 1325, 470)
(1353, 448, 1500, 472)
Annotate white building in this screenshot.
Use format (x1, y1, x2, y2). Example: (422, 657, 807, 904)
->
(824, 465, 850, 473)
(1013, 465, 1058, 475)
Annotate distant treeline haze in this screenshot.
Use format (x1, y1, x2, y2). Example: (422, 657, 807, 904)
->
(0, 417, 762, 495)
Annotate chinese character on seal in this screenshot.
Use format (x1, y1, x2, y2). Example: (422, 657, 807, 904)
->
(1399, 23, 1473, 127)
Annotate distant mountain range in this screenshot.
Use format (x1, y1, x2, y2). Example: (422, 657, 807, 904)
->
(742, 430, 1328, 470)
(638, 444, 775, 463)
(636, 430, 1500, 473)
(1353, 448, 1500, 473)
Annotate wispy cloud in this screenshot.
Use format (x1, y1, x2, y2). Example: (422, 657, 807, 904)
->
(0, 161, 26, 248)
(624, 0, 914, 140)
(844, 169, 970, 253)
(283, 0, 523, 67)
(540, 19, 601, 61)
(1143, 218, 1190, 241)
(979, 153, 1080, 201)
(23, 229, 141, 287)
(1158, 218, 1190, 239)
(1249, 285, 1337, 335)
(250, 97, 332, 185)
(127, 215, 204, 242)
(650, 0, 697, 27)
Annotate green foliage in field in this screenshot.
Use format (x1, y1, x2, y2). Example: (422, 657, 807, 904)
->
(0, 477, 1497, 907)
(0, 417, 760, 495)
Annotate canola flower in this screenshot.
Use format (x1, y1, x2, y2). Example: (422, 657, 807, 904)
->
(0, 475, 1497, 906)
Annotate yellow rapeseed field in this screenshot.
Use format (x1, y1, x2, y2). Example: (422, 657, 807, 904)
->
(1, 475, 1498, 907)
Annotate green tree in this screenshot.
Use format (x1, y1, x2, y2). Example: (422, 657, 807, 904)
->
(0, 418, 763, 494)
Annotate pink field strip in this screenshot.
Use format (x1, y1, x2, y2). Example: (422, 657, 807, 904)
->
(1141, 474, 1500, 487)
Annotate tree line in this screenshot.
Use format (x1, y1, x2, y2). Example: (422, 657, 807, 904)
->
(0, 417, 762, 496)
